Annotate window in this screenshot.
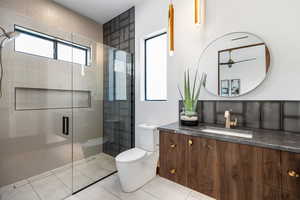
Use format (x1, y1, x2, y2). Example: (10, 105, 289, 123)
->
(14, 26, 89, 65)
(15, 32, 54, 58)
(57, 43, 87, 65)
(145, 33, 167, 101)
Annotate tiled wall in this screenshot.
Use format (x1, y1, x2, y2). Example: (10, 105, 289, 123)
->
(179, 101, 300, 133)
(0, 9, 103, 187)
(103, 7, 135, 53)
(102, 7, 135, 156)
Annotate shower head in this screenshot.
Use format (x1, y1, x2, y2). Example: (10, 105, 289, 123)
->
(0, 32, 20, 48)
(0, 26, 20, 98)
(0, 26, 20, 48)
(5, 31, 20, 40)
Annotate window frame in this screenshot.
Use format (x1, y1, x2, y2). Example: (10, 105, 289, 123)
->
(144, 32, 168, 101)
(14, 25, 90, 66)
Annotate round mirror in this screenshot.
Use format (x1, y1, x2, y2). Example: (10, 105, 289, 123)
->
(199, 32, 270, 97)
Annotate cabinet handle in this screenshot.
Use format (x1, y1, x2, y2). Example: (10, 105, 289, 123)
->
(170, 144, 176, 148)
(288, 170, 300, 178)
(188, 139, 193, 146)
(169, 169, 176, 174)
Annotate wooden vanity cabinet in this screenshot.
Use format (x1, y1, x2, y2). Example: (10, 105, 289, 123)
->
(159, 131, 300, 200)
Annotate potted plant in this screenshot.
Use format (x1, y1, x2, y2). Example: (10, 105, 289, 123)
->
(178, 69, 205, 126)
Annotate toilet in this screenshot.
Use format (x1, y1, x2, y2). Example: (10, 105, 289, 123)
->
(116, 124, 159, 192)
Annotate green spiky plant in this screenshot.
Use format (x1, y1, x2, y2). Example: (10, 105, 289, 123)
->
(178, 69, 204, 117)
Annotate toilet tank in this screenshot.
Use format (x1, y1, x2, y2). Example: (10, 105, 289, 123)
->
(136, 124, 159, 152)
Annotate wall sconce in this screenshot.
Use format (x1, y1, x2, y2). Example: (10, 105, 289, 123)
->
(194, 0, 206, 25)
(168, 0, 174, 56)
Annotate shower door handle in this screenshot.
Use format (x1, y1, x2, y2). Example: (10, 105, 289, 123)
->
(62, 116, 69, 136)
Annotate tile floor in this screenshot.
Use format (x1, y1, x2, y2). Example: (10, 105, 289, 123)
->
(0, 153, 116, 200)
(1, 154, 215, 200)
(67, 174, 215, 200)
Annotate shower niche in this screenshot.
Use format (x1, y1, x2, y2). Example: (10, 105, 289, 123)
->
(15, 87, 91, 110)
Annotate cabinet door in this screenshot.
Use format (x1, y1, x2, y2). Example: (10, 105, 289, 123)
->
(187, 136, 217, 198)
(281, 151, 300, 199)
(216, 141, 282, 200)
(159, 131, 188, 186)
(216, 141, 241, 200)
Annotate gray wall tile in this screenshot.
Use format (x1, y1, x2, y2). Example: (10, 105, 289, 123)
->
(261, 102, 281, 130)
(103, 7, 135, 157)
(179, 100, 300, 134)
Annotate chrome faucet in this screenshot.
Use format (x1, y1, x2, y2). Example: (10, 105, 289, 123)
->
(224, 110, 238, 129)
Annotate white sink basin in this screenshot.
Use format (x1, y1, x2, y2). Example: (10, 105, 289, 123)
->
(200, 127, 253, 139)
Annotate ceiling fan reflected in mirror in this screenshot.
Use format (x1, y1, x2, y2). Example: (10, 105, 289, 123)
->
(219, 50, 257, 68)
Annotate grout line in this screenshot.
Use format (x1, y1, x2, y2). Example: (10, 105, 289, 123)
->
(29, 182, 42, 200)
(27, 171, 54, 184)
(141, 189, 161, 200)
(98, 174, 160, 200)
(99, 184, 122, 200)
(184, 191, 192, 200)
(52, 171, 72, 194)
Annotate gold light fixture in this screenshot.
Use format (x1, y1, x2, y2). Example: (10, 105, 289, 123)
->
(194, 0, 206, 26)
(168, 0, 174, 56)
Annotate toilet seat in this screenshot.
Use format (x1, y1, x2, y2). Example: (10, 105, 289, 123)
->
(116, 148, 146, 163)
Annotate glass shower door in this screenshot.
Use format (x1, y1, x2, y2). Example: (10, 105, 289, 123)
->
(0, 8, 73, 200)
(71, 35, 117, 193)
(103, 47, 134, 157)
(71, 33, 134, 192)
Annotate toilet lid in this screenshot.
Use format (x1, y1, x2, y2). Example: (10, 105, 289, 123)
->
(116, 148, 146, 163)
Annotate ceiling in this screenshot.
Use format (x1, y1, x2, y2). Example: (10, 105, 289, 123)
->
(53, 0, 142, 24)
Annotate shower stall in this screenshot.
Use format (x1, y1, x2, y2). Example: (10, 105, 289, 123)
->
(0, 8, 134, 200)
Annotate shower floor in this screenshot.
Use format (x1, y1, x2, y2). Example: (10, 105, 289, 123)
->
(0, 153, 116, 200)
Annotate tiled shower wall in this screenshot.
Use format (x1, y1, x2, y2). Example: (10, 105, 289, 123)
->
(179, 101, 300, 133)
(103, 8, 135, 156)
(0, 8, 103, 187)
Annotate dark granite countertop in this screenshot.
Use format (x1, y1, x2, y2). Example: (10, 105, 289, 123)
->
(158, 122, 300, 153)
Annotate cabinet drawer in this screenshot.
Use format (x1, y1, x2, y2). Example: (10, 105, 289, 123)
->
(281, 151, 300, 199)
(159, 132, 188, 186)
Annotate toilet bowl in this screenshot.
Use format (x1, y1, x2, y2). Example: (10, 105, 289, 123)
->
(116, 124, 159, 192)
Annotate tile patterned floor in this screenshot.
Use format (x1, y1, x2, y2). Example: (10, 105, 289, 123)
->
(67, 174, 215, 200)
(1, 154, 215, 200)
(0, 153, 116, 200)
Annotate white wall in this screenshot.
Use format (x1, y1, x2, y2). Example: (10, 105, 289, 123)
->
(135, 0, 300, 133)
